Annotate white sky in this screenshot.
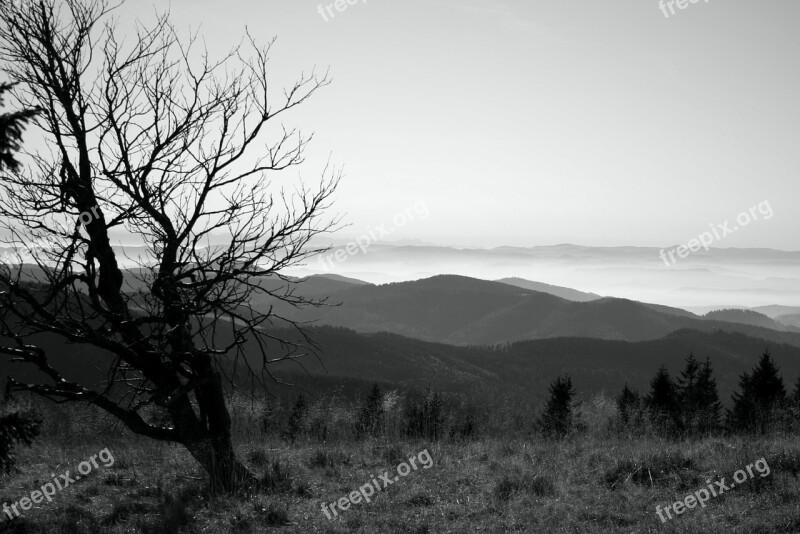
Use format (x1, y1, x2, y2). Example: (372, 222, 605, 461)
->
(79, 0, 800, 249)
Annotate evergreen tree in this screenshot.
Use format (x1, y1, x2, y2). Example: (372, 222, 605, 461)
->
(751, 351, 787, 407)
(694, 358, 722, 433)
(728, 371, 756, 431)
(646, 366, 681, 434)
(678, 353, 699, 431)
(358, 384, 384, 437)
(790, 376, 800, 431)
(0, 86, 41, 472)
(283, 395, 307, 443)
(678, 354, 721, 434)
(678, 353, 699, 399)
(727, 351, 787, 433)
(404, 388, 445, 440)
(616, 383, 642, 426)
(426, 390, 444, 439)
(792, 375, 800, 408)
(538, 375, 577, 437)
(0, 406, 41, 474)
(0, 83, 37, 173)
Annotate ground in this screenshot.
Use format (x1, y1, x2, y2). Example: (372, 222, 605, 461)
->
(2, 417, 800, 533)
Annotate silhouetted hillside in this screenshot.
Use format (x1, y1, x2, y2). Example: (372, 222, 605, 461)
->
(259, 326, 800, 406)
(496, 277, 601, 302)
(753, 305, 800, 318)
(705, 309, 795, 331)
(4, 316, 800, 410)
(776, 313, 800, 329)
(254, 275, 800, 348)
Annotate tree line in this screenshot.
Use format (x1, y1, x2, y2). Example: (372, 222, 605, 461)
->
(541, 351, 800, 437)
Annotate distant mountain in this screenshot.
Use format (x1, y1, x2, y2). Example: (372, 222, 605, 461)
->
(776, 313, 800, 329)
(497, 277, 697, 319)
(270, 274, 372, 296)
(256, 274, 800, 348)
(704, 309, 795, 332)
(314, 273, 371, 286)
(640, 302, 699, 318)
(244, 274, 373, 314)
(261, 326, 800, 405)
(752, 305, 800, 319)
(3, 264, 370, 296)
(5, 315, 800, 409)
(288, 243, 800, 309)
(496, 277, 601, 302)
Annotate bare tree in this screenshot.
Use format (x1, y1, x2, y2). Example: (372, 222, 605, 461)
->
(0, 0, 339, 491)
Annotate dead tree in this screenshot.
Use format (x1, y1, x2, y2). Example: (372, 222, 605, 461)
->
(0, 0, 339, 491)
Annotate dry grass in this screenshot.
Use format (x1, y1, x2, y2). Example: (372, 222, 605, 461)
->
(1, 400, 800, 533)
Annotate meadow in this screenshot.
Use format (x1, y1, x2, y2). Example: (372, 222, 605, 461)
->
(2, 392, 800, 534)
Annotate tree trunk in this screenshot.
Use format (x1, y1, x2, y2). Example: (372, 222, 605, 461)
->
(170, 366, 260, 492)
(183, 432, 258, 493)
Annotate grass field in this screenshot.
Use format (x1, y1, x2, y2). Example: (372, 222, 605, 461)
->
(2, 398, 800, 534)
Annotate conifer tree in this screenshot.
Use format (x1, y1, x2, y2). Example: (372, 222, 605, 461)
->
(792, 376, 800, 407)
(405, 388, 445, 440)
(0, 83, 37, 172)
(539, 375, 577, 437)
(695, 358, 722, 433)
(0, 85, 42, 472)
(646, 366, 681, 434)
(358, 384, 384, 437)
(678, 354, 721, 434)
(790, 375, 800, 430)
(616, 383, 642, 426)
(678, 353, 700, 430)
(283, 395, 308, 443)
(727, 351, 787, 433)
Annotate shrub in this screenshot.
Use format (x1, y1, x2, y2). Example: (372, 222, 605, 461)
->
(246, 448, 270, 469)
(0, 406, 41, 473)
(449, 410, 478, 440)
(261, 460, 293, 494)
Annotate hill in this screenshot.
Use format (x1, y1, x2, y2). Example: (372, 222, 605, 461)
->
(704, 308, 795, 331)
(495, 277, 601, 302)
(254, 275, 800, 348)
(777, 313, 800, 329)
(258, 326, 800, 406)
(7, 320, 800, 409)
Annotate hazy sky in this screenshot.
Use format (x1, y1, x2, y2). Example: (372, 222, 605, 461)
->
(111, 0, 800, 249)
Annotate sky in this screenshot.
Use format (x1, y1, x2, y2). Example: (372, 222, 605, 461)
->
(65, 0, 800, 249)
